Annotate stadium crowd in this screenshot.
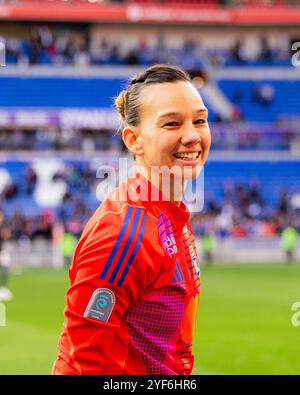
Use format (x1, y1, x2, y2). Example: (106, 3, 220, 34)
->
(3, 26, 204, 67)
(0, 122, 298, 151)
(1, 25, 292, 67)
(0, 161, 299, 242)
(0, 128, 116, 151)
(193, 182, 299, 239)
(0, 163, 95, 240)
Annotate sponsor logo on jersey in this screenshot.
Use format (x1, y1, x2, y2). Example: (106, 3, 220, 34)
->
(163, 235, 178, 257)
(84, 288, 116, 322)
(158, 212, 178, 258)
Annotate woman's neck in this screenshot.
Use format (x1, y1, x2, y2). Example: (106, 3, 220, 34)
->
(135, 164, 186, 205)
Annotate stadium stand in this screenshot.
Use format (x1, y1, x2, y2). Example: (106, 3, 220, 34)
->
(1, 156, 300, 240)
(218, 80, 300, 122)
(0, 14, 299, 249)
(1, 25, 292, 67)
(1, 73, 299, 129)
(0, 76, 122, 107)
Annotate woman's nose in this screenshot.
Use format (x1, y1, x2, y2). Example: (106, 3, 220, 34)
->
(181, 125, 201, 145)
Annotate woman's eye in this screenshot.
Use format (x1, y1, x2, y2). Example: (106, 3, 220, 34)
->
(163, 122, 178, 127)
(195, 119, 206, 125)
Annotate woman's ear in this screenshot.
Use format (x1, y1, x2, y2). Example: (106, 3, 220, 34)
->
(122, 127, 144, 156)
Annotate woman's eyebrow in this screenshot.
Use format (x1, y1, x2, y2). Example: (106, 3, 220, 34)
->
(156, 108, 208, 123)
(156, 112, 181, 122)
(196, 108, 208, 116)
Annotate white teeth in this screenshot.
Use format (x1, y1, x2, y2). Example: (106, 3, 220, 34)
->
(174, 152, 200, 160)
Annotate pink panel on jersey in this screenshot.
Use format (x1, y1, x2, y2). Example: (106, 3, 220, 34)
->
(124, 286, 186, 375)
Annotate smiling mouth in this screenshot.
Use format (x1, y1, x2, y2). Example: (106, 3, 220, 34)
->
(173, 151, 201, 161)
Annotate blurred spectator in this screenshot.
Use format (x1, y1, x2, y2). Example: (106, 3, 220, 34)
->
(253, 83, 275, 107)
(1, 182, 18, 200)
(231, 39, 243, 62)
(201, 231, 216, 265)
(0, 214, 13, 302)
(60, 226, 77, 269)
(31, 212, 53, 240)
(280, 226, 299, 262)
(259, 37, 272, 62)
(25, 165, 37, 195)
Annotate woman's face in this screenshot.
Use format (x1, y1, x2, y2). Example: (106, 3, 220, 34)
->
(134, 80, 211, 181)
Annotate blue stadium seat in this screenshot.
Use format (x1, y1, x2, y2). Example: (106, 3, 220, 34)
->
(0, 75, 215, 118)
(218, 80, 300, 122)
(0, 76, 125, 108)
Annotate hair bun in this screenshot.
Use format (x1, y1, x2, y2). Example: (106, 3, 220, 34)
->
(115, 90, 127, 120)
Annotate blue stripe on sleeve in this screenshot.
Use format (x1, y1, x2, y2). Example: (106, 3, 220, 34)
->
(100, 206, 134, 280)
(117, 212, 148, 287)
(174, 268, 181, 282)
(176, 260, 184, 281)
(108, 207, 143, 284)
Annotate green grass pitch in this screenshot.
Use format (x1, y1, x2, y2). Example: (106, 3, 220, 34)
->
(0, 264, 299, 374)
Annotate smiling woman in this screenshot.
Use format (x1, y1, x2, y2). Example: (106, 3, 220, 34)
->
(117, 65, 211, 191)
(53, 64, 211, 375)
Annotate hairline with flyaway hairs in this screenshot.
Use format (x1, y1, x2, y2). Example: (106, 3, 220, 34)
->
(115, 64, 192, 131)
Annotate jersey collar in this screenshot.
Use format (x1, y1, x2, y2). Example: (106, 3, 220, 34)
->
(128, 171, 190, 230)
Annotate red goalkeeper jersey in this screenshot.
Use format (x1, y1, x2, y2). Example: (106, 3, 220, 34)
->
(52, 172, 201, 375)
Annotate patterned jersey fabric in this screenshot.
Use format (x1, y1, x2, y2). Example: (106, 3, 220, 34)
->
(52, 172, 201, 375)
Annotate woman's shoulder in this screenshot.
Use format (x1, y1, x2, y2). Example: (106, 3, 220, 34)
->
(81, 188, 158, 242)
(74, 189, 165, 277)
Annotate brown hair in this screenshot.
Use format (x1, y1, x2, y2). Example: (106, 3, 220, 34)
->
(115, 64, 191, 129)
